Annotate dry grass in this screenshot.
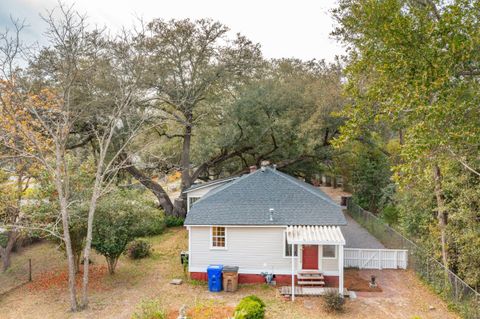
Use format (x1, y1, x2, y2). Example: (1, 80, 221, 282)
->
(0, 227, 459, 319)
(0, 241, 65, 295)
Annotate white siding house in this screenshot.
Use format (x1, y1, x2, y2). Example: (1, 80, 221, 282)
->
(184, 166, 347, 296)
(188, 226, 340, 276)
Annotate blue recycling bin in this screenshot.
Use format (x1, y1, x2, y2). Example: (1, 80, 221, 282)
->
(207, 264, 223, 292)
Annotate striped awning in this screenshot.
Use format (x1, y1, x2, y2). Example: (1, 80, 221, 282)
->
(286, 225, 345, 245)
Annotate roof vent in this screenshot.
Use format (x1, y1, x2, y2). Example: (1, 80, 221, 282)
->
(273, 164, 277, 170)
(269, 208, 274, 221)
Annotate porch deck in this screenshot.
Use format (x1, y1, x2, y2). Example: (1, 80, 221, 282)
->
(280, 286, 350, 297)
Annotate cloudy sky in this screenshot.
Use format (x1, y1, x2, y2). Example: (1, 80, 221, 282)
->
(0, 0, 345, 62)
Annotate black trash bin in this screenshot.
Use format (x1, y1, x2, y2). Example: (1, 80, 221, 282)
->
(180, 251, 189, 265)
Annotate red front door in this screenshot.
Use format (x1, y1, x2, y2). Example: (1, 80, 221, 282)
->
(302, 245, 319, 269)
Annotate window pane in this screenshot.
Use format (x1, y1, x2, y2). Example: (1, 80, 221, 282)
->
(322, 245, 336, 258)
(284, 234, 298, 257)
(212, 227, 225, 247)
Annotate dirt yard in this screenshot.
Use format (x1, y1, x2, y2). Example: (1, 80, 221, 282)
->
(0, 226, 459, 319)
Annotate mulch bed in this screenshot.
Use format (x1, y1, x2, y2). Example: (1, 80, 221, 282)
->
(28, 265, 109, 292)
(345, 270, 382, 292)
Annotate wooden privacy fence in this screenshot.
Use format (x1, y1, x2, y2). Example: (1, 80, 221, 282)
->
(344, 248, 408, 269)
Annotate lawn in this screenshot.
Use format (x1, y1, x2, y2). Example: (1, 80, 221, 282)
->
(0, 227, 459, 319)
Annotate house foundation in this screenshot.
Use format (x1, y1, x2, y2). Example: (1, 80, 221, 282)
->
(189, 272, 339, 286)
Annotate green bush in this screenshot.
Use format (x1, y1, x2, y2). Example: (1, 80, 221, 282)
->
(234, 295, 265, 319)
(92, 201, 138, 274)
(132, 299, 166, 319)
(126, 240, 152, 259)
(323, 291, 345, 312)
(165, 215, 185, 227)
(0, 232, 8, 248)
(134, 210, 166, 237)
(242, 295, 266, 309)
(380, 204, 399, 225)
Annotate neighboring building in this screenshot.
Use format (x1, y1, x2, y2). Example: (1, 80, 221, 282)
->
(184, 165, 347, 294)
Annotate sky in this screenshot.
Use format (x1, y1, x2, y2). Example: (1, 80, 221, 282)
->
(0, 0, 345, 62)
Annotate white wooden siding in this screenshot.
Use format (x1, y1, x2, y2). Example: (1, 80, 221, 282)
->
(189, 226, 295, 275)
(344, 248, 408, 269)
(189, 227, 341, 275)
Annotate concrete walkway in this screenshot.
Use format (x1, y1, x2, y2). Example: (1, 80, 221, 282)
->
(319, 186, 384, 249)
(341, 212, 384, 248)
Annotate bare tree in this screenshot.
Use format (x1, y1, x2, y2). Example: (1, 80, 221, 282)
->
(79, 29, 151, 309)
(0, 5, 100, 311)
(0, 19, 30, 272)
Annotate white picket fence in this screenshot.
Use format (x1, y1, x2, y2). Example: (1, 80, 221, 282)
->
(344, 248, 408, 269)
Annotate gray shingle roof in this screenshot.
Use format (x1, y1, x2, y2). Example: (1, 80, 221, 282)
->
(184, 167, 347, 226)
(184, 176, 238, 193)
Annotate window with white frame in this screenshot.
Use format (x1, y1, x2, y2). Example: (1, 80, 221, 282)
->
(211, 227, 226, 248)
(322, 245, 336, 258)
(284, 232, 298, 257)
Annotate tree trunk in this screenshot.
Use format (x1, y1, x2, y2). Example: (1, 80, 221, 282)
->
(59, 199, 78, 312)
(81, 171, 102, 308)
(1, 251, 10, 272)
(54, 147, 78, 312)
(0, 231, 17, 272)
(433, 164, 448, 268)
(176, 124, 193, 218)
(124, 164, 175, 215)
(73, 251, 81, 274)
(106, 257, 118, 275)
(325, 175, 332, 187)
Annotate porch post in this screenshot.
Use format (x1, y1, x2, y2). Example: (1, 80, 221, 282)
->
(291, 243, 295, 301)
(338, 244, 344, 296)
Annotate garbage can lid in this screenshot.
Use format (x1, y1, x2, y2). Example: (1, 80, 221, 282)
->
(222, 265, 239, 272)
(207, 264, 224, 270)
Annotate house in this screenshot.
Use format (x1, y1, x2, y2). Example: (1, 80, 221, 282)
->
(184, 164, 347, 295)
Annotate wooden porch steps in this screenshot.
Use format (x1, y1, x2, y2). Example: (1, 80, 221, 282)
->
(297, 274, 325, 280)
(297, 270, 325, 286)
(298, 280, 325, 285)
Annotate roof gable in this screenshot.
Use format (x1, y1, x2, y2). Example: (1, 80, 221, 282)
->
(184, 167, 347, 226)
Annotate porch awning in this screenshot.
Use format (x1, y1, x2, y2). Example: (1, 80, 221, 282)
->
(286, 225, 345, 245)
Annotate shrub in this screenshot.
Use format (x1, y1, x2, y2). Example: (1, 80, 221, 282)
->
(380, 204, 399, 225)
(165, 215, 185, 227)
(133, 209, 166, 237)
(242, 295, 265, 309)
(126, 240, 152, 259)
(323, 291, 345, 312)
(132, 299, 166, 319)
(92, 204, 138, 274)
(234, 295, 265, 319)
